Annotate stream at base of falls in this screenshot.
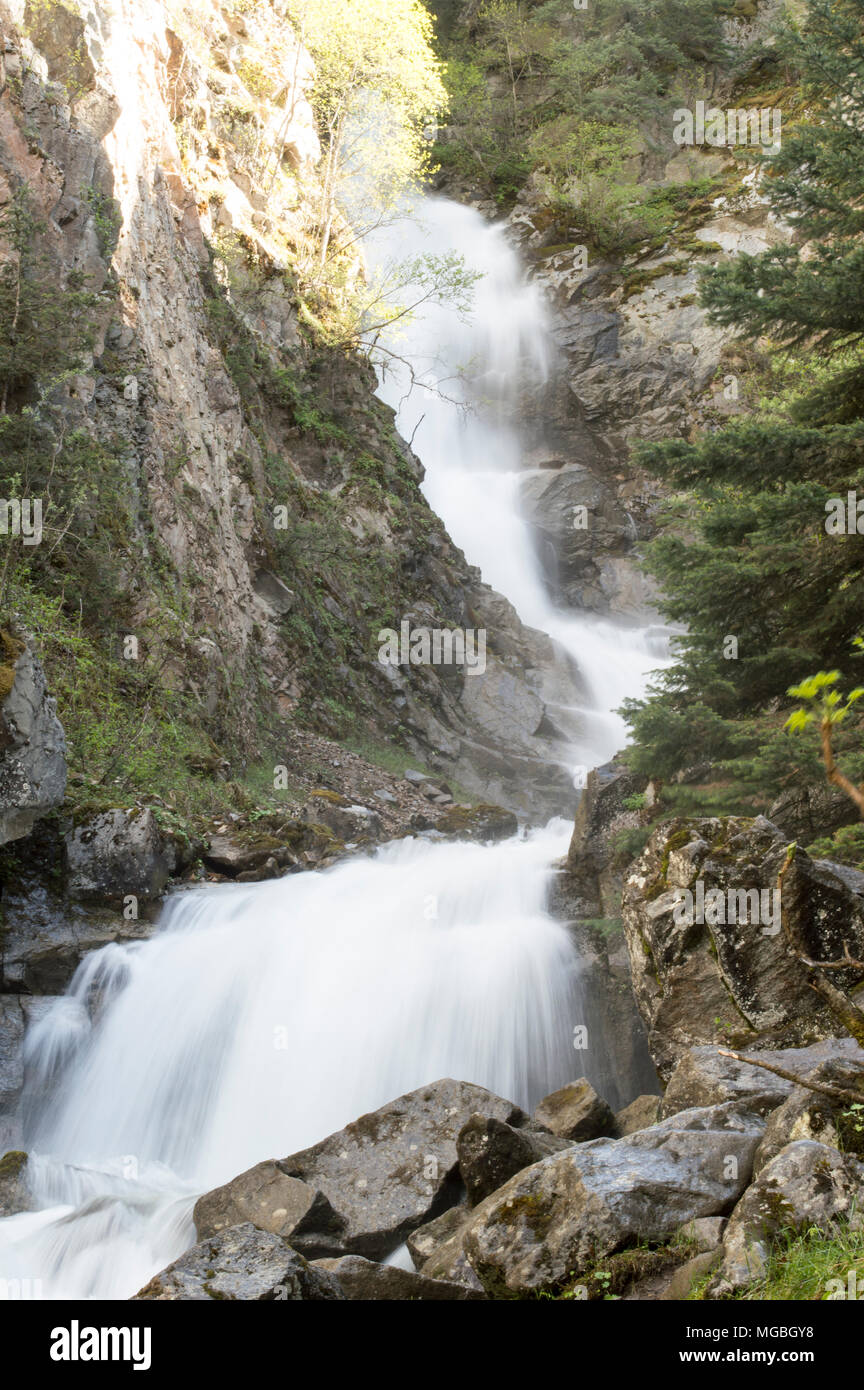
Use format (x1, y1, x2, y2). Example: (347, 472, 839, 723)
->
(0, 196, 667, 1300)
(0, 824, 581, 1300)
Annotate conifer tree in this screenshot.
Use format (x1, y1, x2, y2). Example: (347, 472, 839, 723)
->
(701, 0, 864, 423)
(623, 0, 864, 794)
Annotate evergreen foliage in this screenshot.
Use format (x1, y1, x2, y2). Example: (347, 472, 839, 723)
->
(623, 0, 864, 844)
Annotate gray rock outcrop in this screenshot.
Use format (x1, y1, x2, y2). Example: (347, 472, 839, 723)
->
(623, 818, 864, 1077)
(459, 1100, 766, 1296)
(200, 1079, 526, 1263)
(0, 637, 66, 847)
(715, 1141, 864, 1292)
(133, 1223, 345, 1300)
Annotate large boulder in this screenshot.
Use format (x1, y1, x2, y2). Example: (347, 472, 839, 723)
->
(532, 1078, 617, 1141)
(615, 1094, 662, 1136)
(623, 817, 864, 1078)
(203, 833, 285, 877)
(459, 1100, 766, 1297)
(715, 1141, 864, 1293)
(299, 791, 382, 843)
(312, 1254, 484, 1301)
(661, 1040, 864, 1119)
(64, 808, 178, 901)
(456, 1114, 570, 1206)
(0, 635, 66, 846)
(0, 1150, 30, 1217)
(132, 1223, 345, 1300)
(433, 804, 518, 843)
(269, 1079, 525, 1260)
(193, 1160, 346, 1257)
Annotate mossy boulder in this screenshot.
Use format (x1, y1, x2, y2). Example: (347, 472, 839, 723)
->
(0, 1149, 30, 1216)
(299, 794, 382, 843)
(753, 1054, 864, 1172)
(205, 816, 347, 878)
(460, 1102, 764, 1297)
(714, 1140, 864, 1294)
(434, 804, 517, 843)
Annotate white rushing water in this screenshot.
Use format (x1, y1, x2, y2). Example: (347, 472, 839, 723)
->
(0, 824, 578, 1299)
(0, 197, 665, 1301)
(367, 196, 669, 766)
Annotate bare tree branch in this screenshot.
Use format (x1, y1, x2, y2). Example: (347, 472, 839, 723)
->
(717, 1048, 864, 1106)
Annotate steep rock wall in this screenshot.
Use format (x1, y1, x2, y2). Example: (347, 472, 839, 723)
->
(0, 0, 587, 818)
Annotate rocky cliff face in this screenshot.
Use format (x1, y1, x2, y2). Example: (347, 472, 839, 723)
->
(0, 0, 591, 824)
(623, 817, 864, 1079)
(498, 163, 795, 623)
(0, 634, 66, 845)
(0, 0, 607, 1148)
(0, 0, 799, 836)
(432, 1, 797, 627)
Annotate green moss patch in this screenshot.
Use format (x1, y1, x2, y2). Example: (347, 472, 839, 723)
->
(0, 1150, 27, 1180)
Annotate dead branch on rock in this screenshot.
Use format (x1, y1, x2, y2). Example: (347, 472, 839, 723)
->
(717, 1048, 864, 1107)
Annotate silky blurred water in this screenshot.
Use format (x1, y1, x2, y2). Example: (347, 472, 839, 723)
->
(0, 823, 578, 1298)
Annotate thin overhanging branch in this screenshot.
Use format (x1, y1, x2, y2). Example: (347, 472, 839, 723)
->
(717, 1048, 864, 1106)
(820, 715, 864, 815)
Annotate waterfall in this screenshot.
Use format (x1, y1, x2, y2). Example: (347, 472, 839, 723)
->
(0, 198, 664, 1301)
(366, 196, 669, 770)
(0, 824, 578, 1299)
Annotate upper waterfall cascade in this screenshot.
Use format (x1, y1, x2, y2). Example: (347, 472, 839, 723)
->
(367, 196, 669, 769)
